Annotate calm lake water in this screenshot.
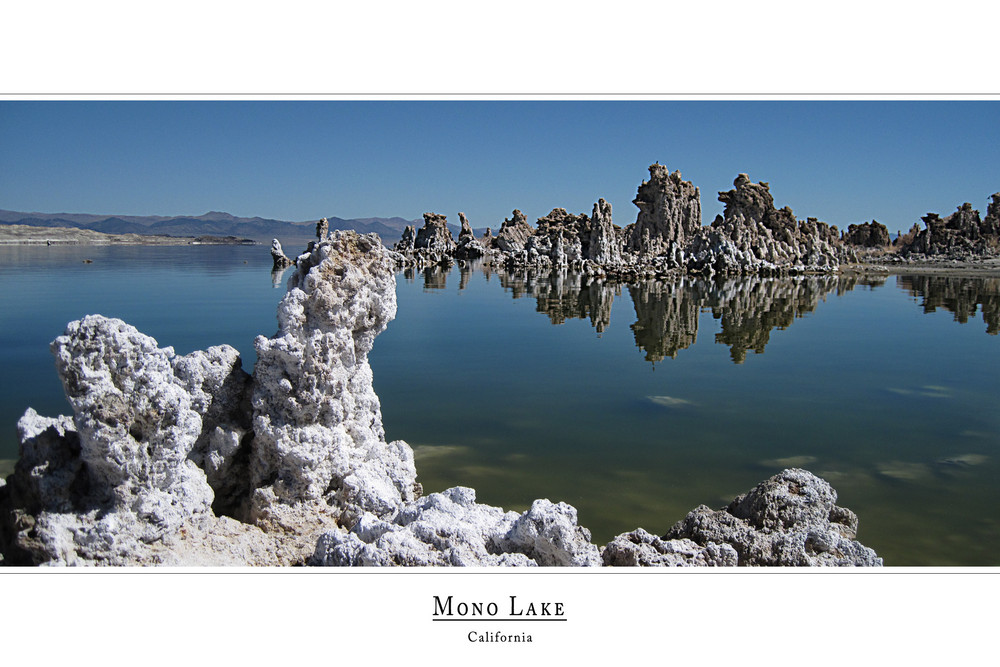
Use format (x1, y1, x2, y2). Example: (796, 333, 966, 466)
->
(1, 244, 998, 565)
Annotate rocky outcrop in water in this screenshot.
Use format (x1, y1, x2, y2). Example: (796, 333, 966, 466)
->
(842, 220, 891, 248)
(414, 212, 456, 252)
(394, 225, 416, 252)
(0, 232, 415, 565)
(589, 198, 621, 265)
(662, 468, 882, 566)
(271, 238, 293, 269)
(625, 164, 701, 257)
(896, 197, 1000, 258)
(454, 212, 487, 260)
(495, 210, 534, 253)
(684, 174, 850, 275)
(0, 231, 881, 566)
(391, 165, 866, 277)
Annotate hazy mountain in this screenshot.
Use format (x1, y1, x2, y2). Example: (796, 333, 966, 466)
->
(0, 210, 425, 246)
(0, 210, 489, 247)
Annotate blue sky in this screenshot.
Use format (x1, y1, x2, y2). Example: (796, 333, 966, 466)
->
(1, 100, 998, 234)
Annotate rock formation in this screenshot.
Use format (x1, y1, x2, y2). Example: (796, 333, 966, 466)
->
(495, 209, 534, 253)
(454, 212, 487, 259)
(663, 468, 882, 566)
(683, 174, 849, 275)
(625, 163, 701, 257)
(391, 165, 866, 277)
(394, 225, 416, 252)
(271, 238, 293, 269)
(842, 220, 890, 248)
(589, 198, 621, 264)
(248, 232, 421, 530)
(458, 212, 474, 241)
(414, 213, 456, 251)
(0, 230, 882, 567)
(897, 196, 1000, 258)
(316, 217, 329, 242)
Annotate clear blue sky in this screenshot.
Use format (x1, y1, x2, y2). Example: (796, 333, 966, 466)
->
(2, 100, 998, 234)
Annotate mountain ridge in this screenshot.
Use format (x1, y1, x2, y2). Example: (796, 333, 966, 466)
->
(0, 209, 437, 245)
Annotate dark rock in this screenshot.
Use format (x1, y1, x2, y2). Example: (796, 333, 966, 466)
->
(625, 163, 701, 257)
(897, 196, 1000, 257)
(458, 212, 474, 241)
(394, 225, 416, 252)
(843, 220, 891, 247)
(414, 213, 456, 251)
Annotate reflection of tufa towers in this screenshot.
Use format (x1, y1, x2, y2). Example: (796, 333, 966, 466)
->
(898, 275, 1000, 335)
(500, 269, 617, 333)
(628, 278, 705, 362)
(705, 276, 840, 363)
(465, 265, 999, 366)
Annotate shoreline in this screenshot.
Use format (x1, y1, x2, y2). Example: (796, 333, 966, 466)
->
(0, 224, 256, 246)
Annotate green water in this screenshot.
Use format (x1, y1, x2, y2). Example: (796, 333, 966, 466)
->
(1, 246, 998, 565)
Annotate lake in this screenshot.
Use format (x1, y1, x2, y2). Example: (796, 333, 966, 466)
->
(1, 244, 998, 565)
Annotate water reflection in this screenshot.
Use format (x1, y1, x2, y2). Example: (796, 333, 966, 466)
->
(898, 275, 1000, 334)
(493, 269, 855, 364)
(477, 269, 1000, 365)
(704, 275, 842, 363)
(629, 279, 702, 361)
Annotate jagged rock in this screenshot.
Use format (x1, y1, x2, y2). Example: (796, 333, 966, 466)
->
(414, 213, 456, 251)
(0, 320, 293, 565)
(0, 231, 417, 565)
(458, 212, 474, 241)
(495, 209, 534, 253)
(454, 213, 486, 259)
(686, 174, 847, 274)
(250, 232, 420, 526)
(524, 208, 590, 266)
(311, 487, 534, 566)
(625, 163, 702, 256)
(601, 528, 738, 566)
(271, 238, 293, 269)
(310, 487, 601, 566)
(664, 468, 882, 566)
(316, 217, 329, 242)
(172, 345, 253, 515)
(394, 225, 416, 252)
(588, 198, 621, 264)
(51, 316, 213, 521)
(897, 197, 1000, 257)
(843, 221, 890, 248)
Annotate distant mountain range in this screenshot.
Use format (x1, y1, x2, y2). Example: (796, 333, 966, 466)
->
(0, 209, 481, 247)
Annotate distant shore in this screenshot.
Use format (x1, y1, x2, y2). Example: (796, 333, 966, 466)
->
(0, 224, 256, 246)
(844, 257, 1000, 277)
